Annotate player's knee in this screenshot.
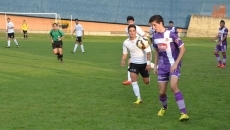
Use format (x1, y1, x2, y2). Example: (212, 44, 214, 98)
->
(144, 80, 149, 84)
(214, 51, 218, 55)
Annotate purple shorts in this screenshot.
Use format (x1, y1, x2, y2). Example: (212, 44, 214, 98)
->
(157, 68, 180, 82)
(215, 44, 227, 52)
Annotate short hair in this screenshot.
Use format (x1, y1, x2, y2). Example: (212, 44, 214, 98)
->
(169, 21, 174, 24)
(220, 20, 225, 24)
(127, 16, 134, 22)
(149, 15, 164, 26)
(75, 18, 79, 21)
(7, 18, 10, 20)
(52, 23, 58, 26)
(128, 24, 136, 31)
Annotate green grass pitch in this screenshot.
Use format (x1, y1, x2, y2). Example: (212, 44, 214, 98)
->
(0, 33, 229, 129)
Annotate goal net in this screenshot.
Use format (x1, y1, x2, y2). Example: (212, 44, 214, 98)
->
(0, 12, 63, 34)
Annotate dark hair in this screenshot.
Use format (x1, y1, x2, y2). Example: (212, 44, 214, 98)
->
(127, 16, 134, 22)
(53, 23, 58, 26)
(128, 24, 136, 31)
(149, 15, 164, 26)
(169, 21, 173, 24)
(7, 18, 10, 20)
(75, 18, 79, 21)
(220, 20, 225, 24)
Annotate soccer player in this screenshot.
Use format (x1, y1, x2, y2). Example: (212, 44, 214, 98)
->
(121, 24, 151, 104)
(149, 15, 189, 121)
(6, 18, 19, 48)
(167, 21, 178, 36)
(50, 23, 65, 63)
(122, 16, 147, 85)
(211, 20, 228, 68)
(72, 18, 85, 53)
(21, 20, 29, 39)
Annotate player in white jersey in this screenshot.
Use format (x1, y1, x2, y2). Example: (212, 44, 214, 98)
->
(121, 24, 152, 104)
(122, 16, 147, 85)
(6, 18, 19, 48)
(72, 19, 85, 53)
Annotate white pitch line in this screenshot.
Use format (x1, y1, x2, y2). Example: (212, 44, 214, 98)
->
(182, 73, 230, 76)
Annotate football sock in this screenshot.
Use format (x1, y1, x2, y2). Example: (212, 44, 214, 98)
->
(128, 66, 131, 81)
(159, 94, 167, 109)
(60, 54, 63, 59)
(24, 35, 25, 38)
(7, 40, 10, 46)
(80, 44, 85, 52)
(74, 44, 78, 52)
(14, 39, 18, 45)
(132, 82, 141, 99)
(175, 91, 187, 114)
(223, 55, 226, 65)
(215, 53, 222, 64)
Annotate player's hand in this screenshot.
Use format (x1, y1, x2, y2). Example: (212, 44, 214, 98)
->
(51, 40, 54, 43)
(153, 67, 158, 75)
(145, 65, 151, 72)
(217, 41, 222, 45)
(58, 38, 62, 41)
(170, 63, 178, 73)
(121, 60, 126, 67)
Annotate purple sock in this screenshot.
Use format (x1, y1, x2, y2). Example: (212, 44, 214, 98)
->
(174, 91, 187, 114)
(215, 53, 222, 64)
(159, 94, 167, 109)
(223, 55, 227, 65)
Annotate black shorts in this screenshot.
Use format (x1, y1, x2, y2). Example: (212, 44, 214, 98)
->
(8, 33, 14, 38)
(76, 37, 82, 42)
(23, 30, 27, 34)
(52, 41, 63, 49)
(128, 63, 149, 78)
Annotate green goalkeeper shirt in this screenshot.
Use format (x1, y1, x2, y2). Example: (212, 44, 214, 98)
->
(50, 29, 65, 41)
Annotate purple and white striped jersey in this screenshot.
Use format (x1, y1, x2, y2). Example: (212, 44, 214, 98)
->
(153, 30, 184, 73)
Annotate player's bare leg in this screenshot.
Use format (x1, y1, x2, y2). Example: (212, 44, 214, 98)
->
(142, 77, 150, 85)
(130, 72, 142, 104)
(53, 48, 60, 60)
(170, 76, 189, 121)
(157, 81, 168, 116)
(214, 50, 222, 67)
(122, 58, 132, 85)
(221, 52, 226, 68)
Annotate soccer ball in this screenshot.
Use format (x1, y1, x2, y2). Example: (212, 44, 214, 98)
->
(136, 37, 150, 49)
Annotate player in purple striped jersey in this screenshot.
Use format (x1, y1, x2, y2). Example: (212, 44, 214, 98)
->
(149, 15, 189, 121)
(211, 20, 228, 68)
(167, 21, 178, 36)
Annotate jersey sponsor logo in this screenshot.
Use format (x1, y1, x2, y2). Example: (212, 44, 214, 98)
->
(157, 43, 168, 51)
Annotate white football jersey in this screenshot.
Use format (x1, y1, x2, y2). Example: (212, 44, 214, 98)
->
(125, 25, 145, 37)
(75, 24, 84, 37)
(7, 22, 14, 33)
(123, 37, 151, 64)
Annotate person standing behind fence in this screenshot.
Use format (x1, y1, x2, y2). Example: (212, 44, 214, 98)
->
(21, 20, 29, 39)
(6, 18, 19, 48)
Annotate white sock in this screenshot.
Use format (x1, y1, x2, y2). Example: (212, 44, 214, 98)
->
(7, 40, 10, 46)
(80, 44, 85, 52)
(14, 39, 18, 45)
(73, 44, 78, 52)
(132, 82, 141, 99)
(128, 66, 131, 81)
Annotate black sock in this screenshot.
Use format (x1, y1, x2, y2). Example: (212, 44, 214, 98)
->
(60, 54, 63, 59)
(26, 35, 28, 38)
(24, 35, 25, 38)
